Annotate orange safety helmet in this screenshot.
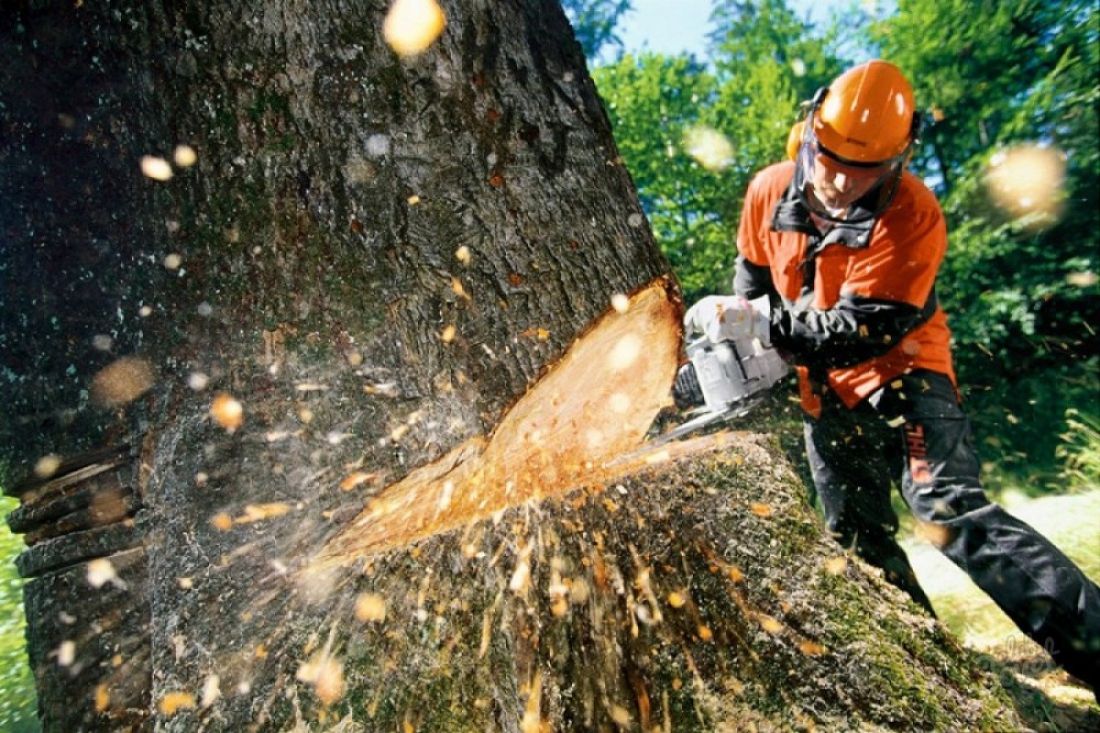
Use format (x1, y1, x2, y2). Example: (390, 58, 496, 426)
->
(792, 60, 922, 222)
(814, 60, 918, 164)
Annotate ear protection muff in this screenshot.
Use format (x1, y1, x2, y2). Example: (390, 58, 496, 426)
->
(785, 89, 826, 162)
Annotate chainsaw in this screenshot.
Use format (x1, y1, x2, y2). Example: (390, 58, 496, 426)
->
(652, 297, 790, 445)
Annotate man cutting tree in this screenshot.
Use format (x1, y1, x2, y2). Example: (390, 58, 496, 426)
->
(681, 60, 1098, 693)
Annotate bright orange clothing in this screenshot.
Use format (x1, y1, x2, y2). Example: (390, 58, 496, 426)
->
(736, 161, 956, 411)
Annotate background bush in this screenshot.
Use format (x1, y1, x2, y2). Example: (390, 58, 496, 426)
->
(0, 496, 38, 733)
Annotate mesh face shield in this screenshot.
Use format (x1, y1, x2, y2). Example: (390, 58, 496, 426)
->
(793, 109, 911, 225)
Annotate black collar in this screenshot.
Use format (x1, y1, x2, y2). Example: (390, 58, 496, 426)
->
(770, 175, 877, 250)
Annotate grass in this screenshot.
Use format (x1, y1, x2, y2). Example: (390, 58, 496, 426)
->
(0, 495, 38, 732)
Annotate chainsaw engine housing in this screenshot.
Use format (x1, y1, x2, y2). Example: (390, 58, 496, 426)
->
(685, 336, 789, 414)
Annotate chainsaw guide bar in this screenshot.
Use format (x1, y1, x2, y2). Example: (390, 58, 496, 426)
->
(649, 395, 765, 447)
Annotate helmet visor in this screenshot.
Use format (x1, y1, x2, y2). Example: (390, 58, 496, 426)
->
(795, 115, 909, 223)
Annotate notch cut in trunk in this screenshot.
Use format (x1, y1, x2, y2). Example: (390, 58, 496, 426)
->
(318, 278, 683, 563)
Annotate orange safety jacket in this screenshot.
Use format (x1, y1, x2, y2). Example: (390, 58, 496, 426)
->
(734, 161, 956, 417)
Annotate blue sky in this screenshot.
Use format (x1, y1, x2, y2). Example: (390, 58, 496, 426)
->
(615, 0, 854, 57)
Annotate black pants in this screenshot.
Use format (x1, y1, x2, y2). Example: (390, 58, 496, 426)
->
(804, 369, 1100, 689)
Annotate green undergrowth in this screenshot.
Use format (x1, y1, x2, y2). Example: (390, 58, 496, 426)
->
(0, 495, 38, 733)
(963, 359, 1100, 498)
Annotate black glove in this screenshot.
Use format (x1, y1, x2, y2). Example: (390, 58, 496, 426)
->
(672, 362, 704, 409)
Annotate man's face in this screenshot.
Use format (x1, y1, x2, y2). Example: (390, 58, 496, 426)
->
(809, 152, 886, 211)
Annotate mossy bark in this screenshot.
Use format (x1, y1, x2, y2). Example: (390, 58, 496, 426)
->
(149, 433, 1023, 731)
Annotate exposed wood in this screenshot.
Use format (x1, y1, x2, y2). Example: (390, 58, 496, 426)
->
(157, 434, 1020, 731)
(319, 279, 680, 562)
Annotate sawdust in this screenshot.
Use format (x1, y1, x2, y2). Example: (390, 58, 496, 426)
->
(316, 281, 682, 563)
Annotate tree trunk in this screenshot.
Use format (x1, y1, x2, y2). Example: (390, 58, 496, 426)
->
(2, 1, 1023, 731)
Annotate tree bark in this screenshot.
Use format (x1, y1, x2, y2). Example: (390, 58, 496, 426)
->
(2, 1, 1023, 731)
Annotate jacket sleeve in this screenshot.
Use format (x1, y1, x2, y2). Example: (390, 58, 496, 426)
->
(769, 295, 933, 369)
(732, 171, 781, 301)
(769, 192, 947, 369)
(732, 255, 778, 301)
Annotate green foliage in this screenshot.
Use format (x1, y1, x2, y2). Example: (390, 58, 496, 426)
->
(592, 0, 842, 302)
(593, 53, 738, 299)
(870, 0, 1098, 184)
(961, 359, 1099, 493)
(0, 497, 37, 732)
(709, 0, 844, 101)
(561, 0, 633, 60)
(870, 0, 1099, 372)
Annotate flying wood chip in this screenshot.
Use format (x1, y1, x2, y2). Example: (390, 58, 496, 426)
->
(210, 393, 244, 431)
(91, 356, 155, 407)
(340, 472, 381, 491)
(210, 513, 233, 531)
(158, 691, 196, 716)
(758, 615, 784, 634)
(140, 155, 173, 181)
(94, 683, 110, 712)
(749, 502, 773, 518)
(57, 640, 75, 666)
(315, 279, 681, 564)
(235, 503, 291, 524)
(383, 0, 446, 57)
(201, 675, 220, 708)
(34, 454, 62, 479)
(355, 593, 387, 623)
(173, 144, 197, 167)
(86, 558, 118, 588)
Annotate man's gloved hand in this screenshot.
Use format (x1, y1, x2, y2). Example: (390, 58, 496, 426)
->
(683, 295, 771, 345)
